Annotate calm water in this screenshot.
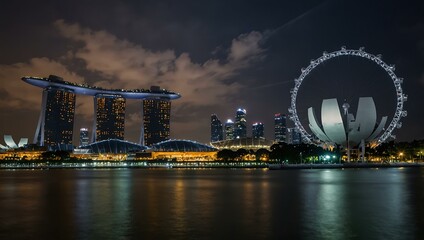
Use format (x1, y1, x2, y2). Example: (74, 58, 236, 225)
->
(0, 168, 423, 240)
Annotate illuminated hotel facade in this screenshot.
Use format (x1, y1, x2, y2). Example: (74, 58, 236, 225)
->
(93, 94, 126, 142)
(22, 75, 180, 149)
(34, 86, 76, 148)
(142, 97, 171, 146)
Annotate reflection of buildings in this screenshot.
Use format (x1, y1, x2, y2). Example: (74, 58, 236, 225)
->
(211, 114, 223, 142)
(252, 123, 264, 139)
(274, 113, 286, 143)
(93, 94, 126, 142)
(142, 96, 171, 146)
(22, 76, 180, 149)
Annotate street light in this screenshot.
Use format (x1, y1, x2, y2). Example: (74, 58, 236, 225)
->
(399, 152, 404, 162)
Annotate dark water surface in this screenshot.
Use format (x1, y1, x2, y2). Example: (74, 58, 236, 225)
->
(0, 168, 423, 240)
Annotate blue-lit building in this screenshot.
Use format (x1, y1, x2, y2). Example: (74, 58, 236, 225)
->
(234, 108, 247, 139)
(252, 122, 264, 139)
(274, 113, 287, 143)
(211, 114, 223, 142)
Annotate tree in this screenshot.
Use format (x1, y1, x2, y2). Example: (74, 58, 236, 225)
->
(235, 149, 249, 161)
(255, 148, 270, 161)
(217, 149, 236, 161)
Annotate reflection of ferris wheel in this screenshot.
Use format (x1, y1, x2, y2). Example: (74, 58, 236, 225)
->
(289, 46, 407, 146)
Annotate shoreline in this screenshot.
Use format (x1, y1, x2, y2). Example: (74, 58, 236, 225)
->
(0, 162, 422, 170)
(268, 162, 424, 170)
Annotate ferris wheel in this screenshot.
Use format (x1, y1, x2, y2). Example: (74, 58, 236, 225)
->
(288, 46, 407, 146)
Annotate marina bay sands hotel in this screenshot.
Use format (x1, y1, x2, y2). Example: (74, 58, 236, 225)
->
(22, 75, 181, 149)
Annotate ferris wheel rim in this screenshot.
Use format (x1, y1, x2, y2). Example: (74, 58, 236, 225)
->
(288, 46, 406, 146)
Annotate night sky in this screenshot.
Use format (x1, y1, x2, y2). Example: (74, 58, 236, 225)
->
(0, 0, 423, 145)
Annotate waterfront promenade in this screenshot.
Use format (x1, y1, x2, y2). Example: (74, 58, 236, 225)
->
(0, 161, 422, 170)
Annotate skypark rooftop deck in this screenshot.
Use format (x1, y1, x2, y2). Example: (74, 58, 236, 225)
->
(22, 75, 181, 100)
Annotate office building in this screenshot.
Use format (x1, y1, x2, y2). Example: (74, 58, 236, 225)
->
(234, 108, 247, 139)
(224, 119, 234, 140)
(211, 114, 223, 142)
(274, 113, 287, 143)
(287, 127, 302, 145)
(252, 122, 264, 139)
(79, 128, 89, 146)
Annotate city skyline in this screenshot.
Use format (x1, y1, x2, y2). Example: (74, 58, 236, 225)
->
(0, 0, 423, 144)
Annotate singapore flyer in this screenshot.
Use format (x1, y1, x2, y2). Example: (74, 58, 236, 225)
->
(288, 46, 408, 147)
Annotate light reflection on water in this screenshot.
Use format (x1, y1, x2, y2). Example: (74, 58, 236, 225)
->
(0, 168, 422, 239)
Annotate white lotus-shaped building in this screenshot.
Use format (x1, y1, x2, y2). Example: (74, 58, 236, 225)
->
(308, 97, 387, 147)
(0, 135, 28, 150)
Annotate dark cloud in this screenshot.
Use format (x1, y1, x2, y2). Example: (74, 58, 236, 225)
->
(0, 0, 423, 143)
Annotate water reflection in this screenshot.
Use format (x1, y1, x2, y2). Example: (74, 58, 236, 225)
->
(300, 169, 416, 239)
(74, 170, 132, 239)
(0, 168, 422, 239)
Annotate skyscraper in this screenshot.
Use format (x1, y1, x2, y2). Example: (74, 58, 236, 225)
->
(287, 127, 302, 145)
(224, 119, 234, 140)
(142, 98, 171, 146)
(93, 94, 126, 142)
(24, 76, 181, 149)
(34, 85, 76, 148)
(234, 108, 247, 139)
(274, 113, 287, 143)
(252, 122, 264, 139)
(79, 128, 89, 146)
(211, 114, 223, 142)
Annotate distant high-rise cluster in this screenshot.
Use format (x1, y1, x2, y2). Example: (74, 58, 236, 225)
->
(23, 75, 180, 149)
(210, 109, 299, 144)
(211, 108, 258, 142)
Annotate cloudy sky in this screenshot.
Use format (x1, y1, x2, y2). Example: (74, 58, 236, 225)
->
(0, 0, 423, 144)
